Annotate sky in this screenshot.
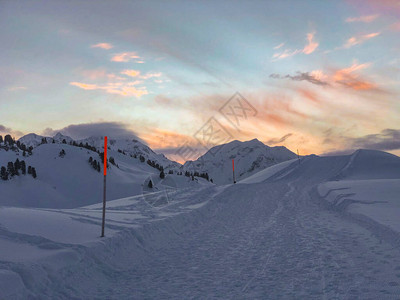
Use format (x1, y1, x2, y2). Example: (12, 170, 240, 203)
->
(0, 0, 399, 162)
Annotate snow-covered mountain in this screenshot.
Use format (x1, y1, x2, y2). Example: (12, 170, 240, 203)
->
(18, 133, 52, 148)
(183, 138, 297, 184)
(17, 133, 181, 171)
(78, 136, 181, 170)
(0, 142, 209, 208)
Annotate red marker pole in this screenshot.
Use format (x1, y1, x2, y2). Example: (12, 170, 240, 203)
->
(101, 136, 107, 237)
(232, 159, 236, 184)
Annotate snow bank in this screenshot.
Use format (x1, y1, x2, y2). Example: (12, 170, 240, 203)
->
(318, 179, 400, 232)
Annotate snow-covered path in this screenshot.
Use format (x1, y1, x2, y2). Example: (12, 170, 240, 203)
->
(94, 179, 400, 299)
(2, 152, 400, 298)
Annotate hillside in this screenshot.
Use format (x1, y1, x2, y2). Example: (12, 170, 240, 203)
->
(183, 138, 297, 184)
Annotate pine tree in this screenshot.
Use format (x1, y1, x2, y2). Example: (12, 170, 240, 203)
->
(148, 180, 153, 188)
(160, 170, 165, 179)
(89, 156, 93, 163)
(7, 162, 15, 176)
(97, 162, 100, 172)
(21, 161, 26, 175)
(23, 150, 26, 157)
(4, 134, 13, 146)
(28, 166, 32, 174)
(62, 139, 66, 144)
(31, 167, 37, 178)
(14, 159, 21, 170)
(109, 157, 116, 165)
(0, 135, 3, 144)
(59, 149, 66, 157)
(1, 166, 8, 180)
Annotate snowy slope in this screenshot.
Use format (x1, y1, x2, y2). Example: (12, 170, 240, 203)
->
(79, 135, 181, 170)
(183, 139, 297, 184)
(1, 149, 400, 298)
(0, 143, 208, 208)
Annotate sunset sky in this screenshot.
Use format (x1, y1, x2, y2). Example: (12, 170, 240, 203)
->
(1, 0, 399, 162)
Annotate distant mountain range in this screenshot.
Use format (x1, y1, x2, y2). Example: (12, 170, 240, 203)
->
(183, 139, 297, 184)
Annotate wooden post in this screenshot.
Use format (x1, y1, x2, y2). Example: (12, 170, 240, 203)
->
(232, 159, 236, 184)
(101, 136, 107, 237)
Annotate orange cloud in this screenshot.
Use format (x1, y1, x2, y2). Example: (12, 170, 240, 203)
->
(303, 32, 319, 54)
(273, 31, 318, 60)
(343, 32, 380, 48)
(69, 81, 147, 97)
(91, 43, 113, 50)
(331, 63, 377, 90)
(121, 69, 141, 77)
(345, 14, 379, 23)
(111, 52, 140, 62)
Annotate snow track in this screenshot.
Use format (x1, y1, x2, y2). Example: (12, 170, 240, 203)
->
(2, 152, 400, 298)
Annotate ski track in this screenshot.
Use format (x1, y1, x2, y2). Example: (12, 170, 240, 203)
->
(93, 180, 400, 298)
(3, 159, 400, 298)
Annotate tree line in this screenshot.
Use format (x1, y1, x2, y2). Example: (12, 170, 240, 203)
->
(0, 158, 37, 180)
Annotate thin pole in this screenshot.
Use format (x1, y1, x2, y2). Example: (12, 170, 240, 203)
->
(297, 149, 300, 165)
(101, 136, 107, 237)
(232, 159, 236, 184)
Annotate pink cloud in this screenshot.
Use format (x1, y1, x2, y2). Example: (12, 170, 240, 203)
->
(91, 43, 113, 50)
(70, 81, 148, 97)
(345, 14, 379, 23)
(343, 32, 380, 48)
(272, 31, 318, 60)
(121, 69, 141, 77)
(111, 52, 141, 62)
(302, 32, 318, 54)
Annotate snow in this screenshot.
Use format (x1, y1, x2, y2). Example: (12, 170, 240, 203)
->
(1, 143, 400, 298)
(184, 138, 297, 184)
(239, 158, 298, 183)
(318, 179, 400, 232)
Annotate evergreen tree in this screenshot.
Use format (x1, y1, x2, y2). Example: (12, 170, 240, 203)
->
(168, 170, 173, 174)
(0, 135, 3, 144)
(14, 158, 21, 170)
(7, 162, 15, 176)
(31, 167, 37, 178)
(59, 149, 66, 157)
(160, 170, 165, 179)
(89, 156, 93, 163)
(210, 178, 213, 183)
(28, 166, 32, 174)
(62, 139, 67, 144)
(4, 134, 13, 146)
(109, 157, 116, 165)
(21, 161, 26, 175)
(148, 180, 153, 188)
(97, 162, 100, 172)
(23, 150, 26, 157)
(52, 139, 55, 143)
(1, 166, 8, 180)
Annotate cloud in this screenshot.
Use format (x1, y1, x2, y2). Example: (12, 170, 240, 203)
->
(270, 72, 329, 86)
(266, 133, 293, 145)
(332, 62, 377, 91)
(121, 69, 141, 77)
(111, 52, 141, 62)
(342, 32, 380, 49)
(42, 122, 145, 142)
(140, 72, 162, 79)
(303, 32, 319, 54)
(347, 128, 400, 151)
(91, 43, 113, 50)
(272, 31, 318, 60)
(70, 81, 148, 97)
(345, 14, 379, 23)
(0, 125, 24, 138)
(7, 86, 26, 91)
(273, 43, 285, 50)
